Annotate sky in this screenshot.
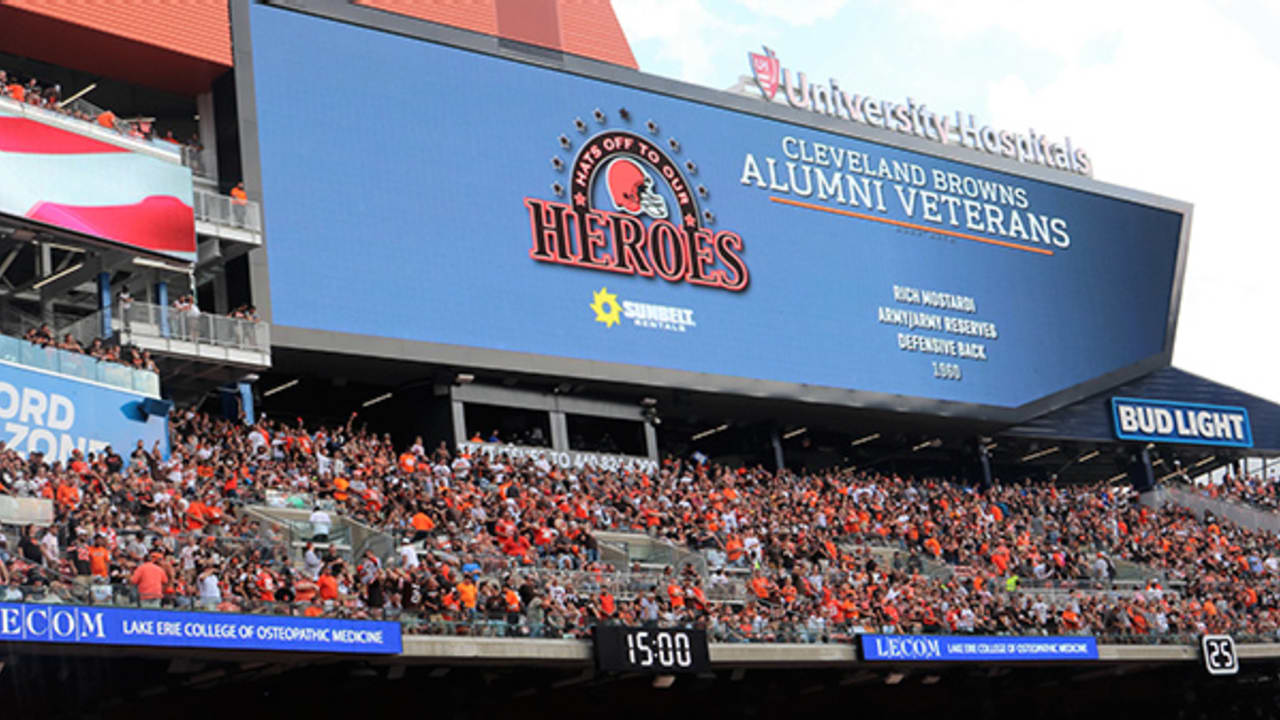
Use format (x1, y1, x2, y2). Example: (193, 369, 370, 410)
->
(613, 0, 1280, 403)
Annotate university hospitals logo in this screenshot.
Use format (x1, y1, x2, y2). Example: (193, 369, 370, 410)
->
(589, 286, 697, 333)
(524, 108, 749, 293)
(749, 46, 780, 100)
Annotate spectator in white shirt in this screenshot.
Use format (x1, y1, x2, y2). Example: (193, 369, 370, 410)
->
(309, 507, 332, 542)
(398, 539, 420, 570)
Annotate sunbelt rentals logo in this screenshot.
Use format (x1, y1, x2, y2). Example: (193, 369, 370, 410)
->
(589, 287, 696, 333)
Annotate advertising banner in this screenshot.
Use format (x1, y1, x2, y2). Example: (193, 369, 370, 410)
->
(0, 602, 402, 654)
(249, 5, 1186, 414)
(0, 101, 195, 262)
(1112, 396, 1252, 448)
(0, 359, 168, 462)
(860, 634, 1098, 662)
(457, 441, 658, 475)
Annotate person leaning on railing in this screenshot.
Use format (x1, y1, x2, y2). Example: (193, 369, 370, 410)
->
(230, 181, 248, 226)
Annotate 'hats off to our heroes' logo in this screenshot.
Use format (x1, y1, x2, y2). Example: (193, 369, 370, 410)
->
(524, 108, 749, 293)
(590, 286, 697, 334)
(749, 46, 780, 100)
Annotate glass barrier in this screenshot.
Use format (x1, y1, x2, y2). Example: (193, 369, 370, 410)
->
(113, 301, 269, 353)
(192, 187, 262, 232)
(3, 576, 1276, 647)
(0, 334, 159, 397)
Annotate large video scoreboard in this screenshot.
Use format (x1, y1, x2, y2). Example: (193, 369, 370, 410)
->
(240, 1, 1190, 422)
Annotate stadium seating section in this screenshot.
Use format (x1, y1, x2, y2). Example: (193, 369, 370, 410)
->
(2, 409, 1278, 645)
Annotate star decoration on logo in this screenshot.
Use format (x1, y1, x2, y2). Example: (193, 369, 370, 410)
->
(589, 287, 622, 328)
(551, 111, 711, 232)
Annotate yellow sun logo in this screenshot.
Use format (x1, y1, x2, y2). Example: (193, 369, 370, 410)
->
(590, 287, 622, 328)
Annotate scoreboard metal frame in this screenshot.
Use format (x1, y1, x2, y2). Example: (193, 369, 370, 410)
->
(229, 0, 1193, 425)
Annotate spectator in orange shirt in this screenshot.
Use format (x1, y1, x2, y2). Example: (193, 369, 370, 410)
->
(88, 537, 110, 579)
(131, 553, 168, 607)
(317, 568, 340, 605)
(410, 509, 435, 542)
(457, 576, 479, 614)
(230, 181, 248, 225)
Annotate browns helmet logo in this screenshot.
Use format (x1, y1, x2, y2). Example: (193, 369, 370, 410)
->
(605, 158, 668, 219)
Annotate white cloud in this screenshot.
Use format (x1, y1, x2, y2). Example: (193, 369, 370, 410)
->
(734, 0, 849, 25)
(909, 0, 1280, 402)
(619, 0, 1280, 403)
(613, 0, 743, 82)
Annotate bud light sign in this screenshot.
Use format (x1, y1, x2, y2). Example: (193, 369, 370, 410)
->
(1111, 397, 1252, 448)
(860, 634, 1098, 662)
(0, 360, 168, 462)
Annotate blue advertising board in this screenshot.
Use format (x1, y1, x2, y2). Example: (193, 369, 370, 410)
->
(0, 359, 168, 463)
(1112, 396, 1252, 448)
(860, 634, 1098, 662)
(247, 4, 1186, 414)
(0, 602, 402, 655)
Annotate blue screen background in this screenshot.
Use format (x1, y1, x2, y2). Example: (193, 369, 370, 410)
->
(249, 6, 1183, 409)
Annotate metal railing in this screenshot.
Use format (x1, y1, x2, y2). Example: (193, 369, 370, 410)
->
(0, 584, 1274, 647)
(0, 333, 160, 396)
(193, 187, 262, 233)
(593, 530, 708, 575)
(181, 145, 216, 179)
(63, 302, 270, 354)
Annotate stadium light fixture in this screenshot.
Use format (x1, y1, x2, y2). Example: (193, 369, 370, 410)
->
(850, 433, 880, 446)
(884, 672, 906, 685)
(1078, 450, 1100, 463)
(132, 257, 185, 271)
(1192, 456, 1216, 468)
(1106, 472, 1128, 484)
(362, 392, 393, 408)
(454, 373, 475, 385)
(31, 262, 83, 290)
(782, 426, 807, 440)
(691, 424, 729, 441)
(911, 438, 941, 452)
(1020, 446, 1059, 462)
(640, 397, 658, 407)
(263, 379, 299, 397)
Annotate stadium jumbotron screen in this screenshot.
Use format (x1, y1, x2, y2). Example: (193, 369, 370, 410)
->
(246, 4, 1188, 419)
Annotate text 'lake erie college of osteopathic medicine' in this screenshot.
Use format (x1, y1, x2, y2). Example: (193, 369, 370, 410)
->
(0, 603, 403, 654)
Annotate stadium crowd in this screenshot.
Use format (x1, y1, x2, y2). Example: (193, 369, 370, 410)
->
(22, 322, 159, 372)
(1, 409, 1280, 644)
(2, 67, 197, 148)
(1186, 470, 1280, 512)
